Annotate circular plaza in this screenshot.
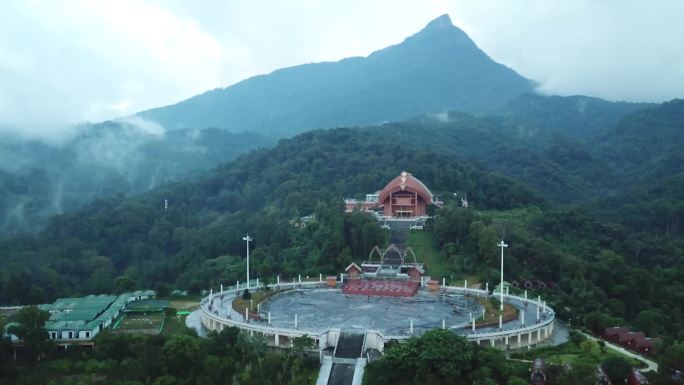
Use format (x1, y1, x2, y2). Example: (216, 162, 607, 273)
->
(263, 288, 481, 336)
(197, 279, 556, 352)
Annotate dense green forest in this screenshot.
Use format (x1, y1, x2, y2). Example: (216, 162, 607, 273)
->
(362, 329, 528, 385)
(0, 128, 539, 304)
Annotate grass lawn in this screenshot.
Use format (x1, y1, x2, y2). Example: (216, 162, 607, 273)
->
(474, 297, 519, 326)
(233, 289, 287, 313)
(115, 313, 164, 333)
(407, 231, 451, 279)
(512, 339, 642, 366)
(161, 297, 200, 312)
(161, 314, 190, 335)
(451, 275, 482, 289)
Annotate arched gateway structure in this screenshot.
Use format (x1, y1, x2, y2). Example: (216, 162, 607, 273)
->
(344, 171, 440, 218)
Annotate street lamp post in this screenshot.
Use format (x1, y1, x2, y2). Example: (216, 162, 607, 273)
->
(497, 239, 508, 311)
(243, 234, 253, 289)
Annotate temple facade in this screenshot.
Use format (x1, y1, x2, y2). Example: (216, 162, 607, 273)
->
(345, 171, 437, 218)
(378, 171, 433, 217)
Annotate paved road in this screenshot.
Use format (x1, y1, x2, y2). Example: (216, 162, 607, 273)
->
(580, 331, 658, 372)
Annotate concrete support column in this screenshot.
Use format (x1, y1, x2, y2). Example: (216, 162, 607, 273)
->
(256, 277, 259, 288)
(524, 290, 527, 299)
(298, 274, 301, 284)
(277, 275, 280, 285)
(528, 332, 532, 345)
(521, 311, 525, 326)
(340, 274, 344, 284)
(517, 333, 521, 346)
(485, 282, 489, 293)
(537, 328, 541, 342)
(490, 339, 495, 347)
(472, 317, 475, 332)
(220, 284, 223, 293)
(499, 314, 502, 329)
(505, 335, 509, 347)
(319, 273, 322, 282)
(268, 311, 271, 326)
(442, 319, 446, 329)
(442, 277, 446, 287)
(245, 307, 249, 322)
(275, 334, 280, 346)
(410, 319, 414, 335)
(295, 314, 298, 330)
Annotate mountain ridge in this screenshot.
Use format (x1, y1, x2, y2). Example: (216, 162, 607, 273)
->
(137, 15, 536, 136)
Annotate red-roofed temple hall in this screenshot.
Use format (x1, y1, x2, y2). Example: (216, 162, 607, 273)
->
(345, 171, 437, 218)
(378, 171, 433, 217)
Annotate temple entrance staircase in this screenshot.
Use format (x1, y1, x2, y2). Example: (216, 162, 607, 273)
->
(317, 331, 367, 385)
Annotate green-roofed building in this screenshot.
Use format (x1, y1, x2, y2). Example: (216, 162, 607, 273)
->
(34, 290, 157, 344)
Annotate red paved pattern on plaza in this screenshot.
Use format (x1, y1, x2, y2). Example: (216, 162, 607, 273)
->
(342, 280, 419, 297)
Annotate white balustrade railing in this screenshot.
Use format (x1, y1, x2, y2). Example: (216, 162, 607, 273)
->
(200, 276, 555, 344)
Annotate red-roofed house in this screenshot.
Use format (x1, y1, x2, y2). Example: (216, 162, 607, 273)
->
(345, 263, 363, 280)
(621, 332, 646, 348)
(603, 327, 629, 343)
(634, 338, 660, 354)
(407, 265, 424, 283)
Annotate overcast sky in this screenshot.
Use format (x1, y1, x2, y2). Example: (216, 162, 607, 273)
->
(1, 0, 683, 139)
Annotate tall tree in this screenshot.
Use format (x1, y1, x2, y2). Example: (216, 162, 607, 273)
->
(7, 306, 51, 364)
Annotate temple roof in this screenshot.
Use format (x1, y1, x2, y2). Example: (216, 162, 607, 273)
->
(378, 171, 433, 203)
(345, 262, 362, 273)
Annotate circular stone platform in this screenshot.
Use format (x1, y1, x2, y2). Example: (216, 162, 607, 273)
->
(262, 288, 483, 336)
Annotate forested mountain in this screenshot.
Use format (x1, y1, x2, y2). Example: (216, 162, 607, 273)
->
(0, 128, 540, 304)
(361, 113, 608, 202)
(0, 103, 683, 348)
(0, 122, 271, 234)
(1, 113, 683, 338)
(596, 99, 684, 186)
(494, 93, 653, 138)
(138, 15, 536, 136)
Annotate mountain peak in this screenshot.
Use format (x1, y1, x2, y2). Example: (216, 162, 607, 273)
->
(139, 13, 536, 136)
(425, 14, 453, 30)
(407, 14, 475, 49)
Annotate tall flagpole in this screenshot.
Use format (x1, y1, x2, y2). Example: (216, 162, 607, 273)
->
(243, 234, 252, 289)
(497, 239, 508, 311)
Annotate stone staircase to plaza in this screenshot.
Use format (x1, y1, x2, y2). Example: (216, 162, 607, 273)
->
(317, 331, 367, 385)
